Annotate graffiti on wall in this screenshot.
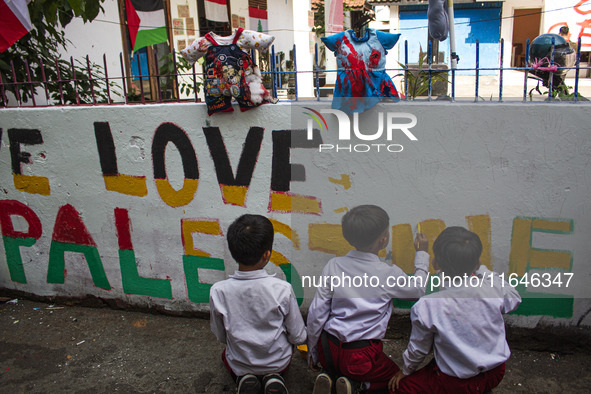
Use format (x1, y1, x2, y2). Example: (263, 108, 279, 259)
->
(547, 0, 591, 48)
(0, 124, 576, 316)
(94, 122, 322, 211)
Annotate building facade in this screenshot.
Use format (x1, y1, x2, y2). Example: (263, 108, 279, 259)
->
(369, 0, 590, 75)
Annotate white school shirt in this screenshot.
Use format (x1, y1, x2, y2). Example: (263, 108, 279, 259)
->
(307, 250, 430, 363)
(401, 266, 522, 379)
(209, 269, 307, 376)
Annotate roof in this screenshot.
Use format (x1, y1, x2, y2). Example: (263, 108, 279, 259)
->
(367, 0, 489, 4)
(367, 0, 428, 4)
(312, 0, 369, 11)
(345, 0, 367, 8)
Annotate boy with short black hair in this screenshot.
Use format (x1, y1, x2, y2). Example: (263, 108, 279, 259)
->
(210, 214, 307, 394)
(307, 205, 430, 394)
(389, 226, 522, 394)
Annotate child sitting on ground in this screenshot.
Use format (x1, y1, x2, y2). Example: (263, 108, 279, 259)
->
(209, 214, 307, 394)
(389, 226, 522, 394)
(307, 205, 430, 394)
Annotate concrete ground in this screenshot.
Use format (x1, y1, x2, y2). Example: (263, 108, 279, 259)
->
(308, 70, 591, 102)
(401, 69, 591, 101)
(451, 70, 591, 102)
(1, 297, 591, 393)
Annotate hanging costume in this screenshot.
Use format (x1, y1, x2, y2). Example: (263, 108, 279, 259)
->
(180, 28, 275, 115)
(321, 28, 401, 113)
(428, 0, 450, 41)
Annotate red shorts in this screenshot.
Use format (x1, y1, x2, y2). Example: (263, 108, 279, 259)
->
(396, 359, 505, 394)
(317, 333, 400, 392)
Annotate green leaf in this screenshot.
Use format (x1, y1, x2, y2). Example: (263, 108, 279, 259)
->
(0, 59, 10, 72)
(44, 2, 59, 25)
(67, 0, 84, 16)
(2, 1, 121, 106)
(83, 0, 102, 22)
(59, 9, 74, 27)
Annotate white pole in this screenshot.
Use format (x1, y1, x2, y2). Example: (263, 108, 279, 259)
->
(447, 0, 457, 69)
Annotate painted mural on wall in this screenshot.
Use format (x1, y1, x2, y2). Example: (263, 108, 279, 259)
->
(546, 0, 591, 48)
(0, 103, 588, 324)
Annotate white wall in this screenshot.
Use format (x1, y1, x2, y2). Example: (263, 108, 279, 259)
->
(1, 101, 591, 327)
(368, 5, 401, 78)
(169, 0, 200, 49)
(61, 0, 126, 101)
(388, 5, 401, 75)
(232, 0, 249, 21)
(292, 0, 314, 97)
(169, 0, 204, 101)
(267, 0, 294, 57)
(62, 1, 125, 71)
(543, 0, 591, 47)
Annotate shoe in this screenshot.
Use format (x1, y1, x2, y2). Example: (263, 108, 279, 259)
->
(312, 373, 332, 394)
(263, 373, 288, 394)
(335, 376, 353, 394)
(237, 374, 261, 394)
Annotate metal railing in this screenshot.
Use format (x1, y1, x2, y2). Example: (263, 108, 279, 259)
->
(1, 37, 590, 108)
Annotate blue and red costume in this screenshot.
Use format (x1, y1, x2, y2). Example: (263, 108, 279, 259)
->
(322, 28, 401, 113)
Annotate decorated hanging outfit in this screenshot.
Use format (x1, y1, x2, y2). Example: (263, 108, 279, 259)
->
(180, 28, 275, 115)
(321, 28, 401, 113)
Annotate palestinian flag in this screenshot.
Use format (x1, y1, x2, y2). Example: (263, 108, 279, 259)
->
(204, 0, 228, 23)
(249, 7, 267, 33)
(0, 0, 33, 52)
(125, 0, 168, 53)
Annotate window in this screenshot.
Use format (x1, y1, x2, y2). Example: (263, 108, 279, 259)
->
(119, 0, 172, 101)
